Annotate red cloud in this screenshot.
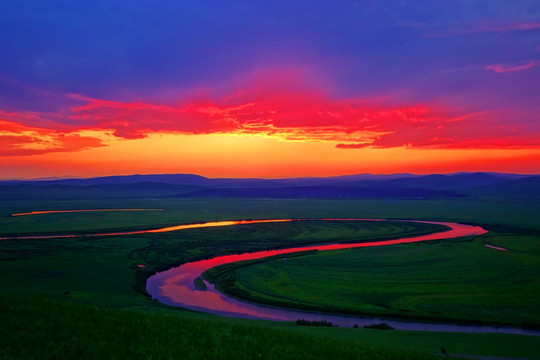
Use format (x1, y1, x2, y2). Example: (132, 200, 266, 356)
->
(68, 94, 243, 139)
(66, 92, 444, 147)
(2, 78, 540, 157)
(64, 90, 540, 150)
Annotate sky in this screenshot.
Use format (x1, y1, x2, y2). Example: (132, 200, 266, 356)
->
(1, 1, 539, 179)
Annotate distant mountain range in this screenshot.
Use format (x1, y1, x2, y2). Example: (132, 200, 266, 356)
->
(0, 172, 538, 201)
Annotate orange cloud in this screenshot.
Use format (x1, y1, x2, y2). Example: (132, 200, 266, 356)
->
(0, 119, 105, 156)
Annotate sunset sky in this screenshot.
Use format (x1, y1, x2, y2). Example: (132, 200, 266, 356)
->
(1, 1, 539, 179)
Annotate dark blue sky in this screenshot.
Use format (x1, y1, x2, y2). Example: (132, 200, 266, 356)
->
(2, 1, 539, 107)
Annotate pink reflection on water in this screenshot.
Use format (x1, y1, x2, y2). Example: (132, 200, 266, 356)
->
(484, 244, 509, 251)
(147, 220, 488, 322)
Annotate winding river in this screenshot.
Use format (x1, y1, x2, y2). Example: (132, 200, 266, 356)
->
(3, 216, 537, 335)
(146, 218, 538, 336)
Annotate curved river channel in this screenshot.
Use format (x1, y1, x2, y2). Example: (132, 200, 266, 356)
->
(146, 218, 540, 336)
(3, 217, 537, 335)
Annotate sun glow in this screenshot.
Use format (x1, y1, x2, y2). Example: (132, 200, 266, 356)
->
(2, 131, 540, 179)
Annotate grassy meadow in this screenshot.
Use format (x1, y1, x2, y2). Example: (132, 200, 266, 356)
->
(1, 197, 540, 359)
(208, 234, 540, 326)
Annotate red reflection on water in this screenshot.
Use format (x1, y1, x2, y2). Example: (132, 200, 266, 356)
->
(147, 221, 488, 321)
(11, 208, 163, 217)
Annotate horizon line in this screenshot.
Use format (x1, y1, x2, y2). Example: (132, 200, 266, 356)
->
(1, 171, 537, 182)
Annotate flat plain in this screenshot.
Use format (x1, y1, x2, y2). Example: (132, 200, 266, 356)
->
(1, 195, 539, 359)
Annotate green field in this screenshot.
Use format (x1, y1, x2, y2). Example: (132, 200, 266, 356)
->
(2, 197, 540, 235)
(1, 197, 540, 359)
(207, 234, 540, 326)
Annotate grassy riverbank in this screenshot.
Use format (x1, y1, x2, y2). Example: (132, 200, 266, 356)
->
(205, 233, 540, 327)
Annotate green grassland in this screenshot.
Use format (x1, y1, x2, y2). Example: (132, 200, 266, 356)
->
(1, 197, 540, 359)
(2, 293, 540, 360)
(0, 219, 447, 305)
(207, 234, 540, 326)
(1, 197, 540, 235)
(0, 294, 437, 360)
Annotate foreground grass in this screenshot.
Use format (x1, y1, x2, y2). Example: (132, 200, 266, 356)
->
(0, 294, 436, 360)
(208, 233, 540, 326)
(2, 294, 540, 360)
(279, 323, 540, 360)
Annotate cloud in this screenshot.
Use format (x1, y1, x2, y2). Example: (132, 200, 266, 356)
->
(336, 143, 371, 149)
(63, 88, 540, 150)
(429, 22, 540, 37)
(0, 119, 105, 156)
(474, 22, 540, 33)
(65, 90, 442, 147)
(2, 76, 540, 156)
(486, 60, 540, 73)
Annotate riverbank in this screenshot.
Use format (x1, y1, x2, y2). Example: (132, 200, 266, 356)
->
(204, 236, 540, 330)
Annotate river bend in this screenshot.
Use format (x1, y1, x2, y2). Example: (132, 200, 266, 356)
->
(145, 218, 539, 336)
